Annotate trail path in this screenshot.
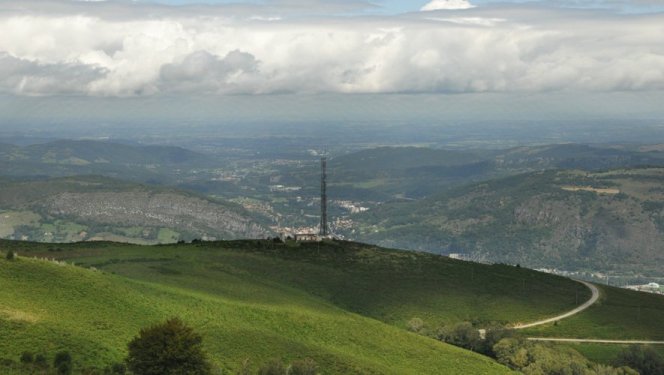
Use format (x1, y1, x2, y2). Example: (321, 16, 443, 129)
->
(512, 280, 664, 345)
(513, 280, 599, 330)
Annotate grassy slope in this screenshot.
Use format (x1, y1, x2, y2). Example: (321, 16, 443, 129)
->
(15, 240, 591, 329)
(524, 284, 664, 340)
(0, 256, 510, 374)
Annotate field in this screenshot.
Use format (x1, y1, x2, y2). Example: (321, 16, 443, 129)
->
(2, 239, 663, 373)
(9, 240, 591, 329)
(0, 245, 512, 374)
(524, 284, 664, 340)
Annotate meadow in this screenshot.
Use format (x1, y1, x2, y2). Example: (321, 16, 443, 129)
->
(0, 251, 510, 374)
(2, 239, 663, 373)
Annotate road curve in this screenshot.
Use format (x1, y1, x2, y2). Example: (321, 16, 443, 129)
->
(513, 280, 599, 330)
(527, 338, 664, 345)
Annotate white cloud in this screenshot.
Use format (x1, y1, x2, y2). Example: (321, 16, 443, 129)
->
(421, 0, 476, 11)
(0, 1, 663, 96)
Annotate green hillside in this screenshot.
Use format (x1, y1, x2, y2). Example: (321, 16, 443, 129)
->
(352, 167, 664, 275)
(0, 176, 270, 244)
(0, 242, 515, 374)
(524, 284, 664, 340)
(2, 239, 663, 373)
(11, 240, 590, 329)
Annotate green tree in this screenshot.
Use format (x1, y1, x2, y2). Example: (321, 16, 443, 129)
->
(126, 317, 212, 375)
(615, 345, 664, 375)
(437, 322, 481, 351)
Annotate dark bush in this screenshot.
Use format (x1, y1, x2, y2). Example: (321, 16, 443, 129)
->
(126, 317, 212, 375)
(57, 361, 72, 375)
(5, 250, 16, 260)
(20, 351, 34, 364)
(615, 345, 664, 375)
(54, 351, 72, 368)
(110, 362, 127, 374)
(35, 354, 49, 369)
(437, 322, 481, 352)
(54, 351, 72, 375)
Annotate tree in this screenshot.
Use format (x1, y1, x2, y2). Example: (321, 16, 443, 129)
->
(615, 345, 664, 375)
(437, 322, 481, 351)
(126, 318, 212, 375)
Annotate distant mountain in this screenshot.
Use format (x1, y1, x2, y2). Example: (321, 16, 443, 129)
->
(351, 167, 664, 275)
(315, 144, 664, 201)
(0, 140, 216, 183)
(0, 139, 211, 165)
(496, 143, 664, 171)
(308, 147, 494, 200)
(0, 176, 270, 243)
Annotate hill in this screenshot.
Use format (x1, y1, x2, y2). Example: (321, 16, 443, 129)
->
(0, 140, 215, 184)
(0, 176, 269, 243)
(277, 144, 664, 202)
(2, 240, 662, 373)
(0, 140, 213, 167)
(0, 241, 524, 374)
(351, 167, 664, 276)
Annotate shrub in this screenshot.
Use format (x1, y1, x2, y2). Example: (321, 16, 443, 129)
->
(20, 351, 34, 364)
(437, 322, 481, 351)
(110, 362, 127, 374)
(258, 359, 287, 375)
(615, 345, 664, 375)
(5, 250, 16, 260)
(406, 317, 425, 333)
(126, 317, 212, 375)
(34, 354, 49, 369)
(289, 358, 318, 375)
(57, 361, 72, 375)
(54, 351, 72, 375)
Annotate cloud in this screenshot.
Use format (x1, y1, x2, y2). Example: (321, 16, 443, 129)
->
(0, 1, 663, 96)
(421, 0, 475, 11)
(159, 50, 260, 94)
(0, 52, 106, 95)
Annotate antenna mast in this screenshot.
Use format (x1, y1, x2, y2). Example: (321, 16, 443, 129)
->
(319, 156, 329, 236)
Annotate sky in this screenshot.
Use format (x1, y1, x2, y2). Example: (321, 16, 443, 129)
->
(0, 0, 663, 128)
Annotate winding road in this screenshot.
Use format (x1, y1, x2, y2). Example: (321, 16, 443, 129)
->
(511, 280, 664, 345)
(513, 280, 600, 330)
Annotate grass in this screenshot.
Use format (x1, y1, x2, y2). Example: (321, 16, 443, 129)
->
(3, 239, 662, 373)
(0, 242, 514, 374)
(13, 240, 592, 330)
(524, 284, 664, 340)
